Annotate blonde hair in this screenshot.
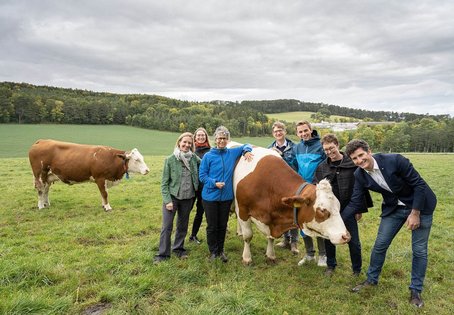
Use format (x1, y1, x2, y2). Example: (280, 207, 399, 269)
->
(272, 121, 286, 131)
(175, 132, 194, 152)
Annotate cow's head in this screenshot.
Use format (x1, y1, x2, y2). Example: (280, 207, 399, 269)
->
(123, 148, 149, 175)
(302, 179, 351, 245)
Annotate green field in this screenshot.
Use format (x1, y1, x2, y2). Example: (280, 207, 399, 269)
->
(267, 111, 358, 123)
(0, 124, 453, 314)
(0, 124, 275, 158)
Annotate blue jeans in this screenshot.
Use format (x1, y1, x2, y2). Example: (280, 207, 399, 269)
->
(366, 208, 433, 292)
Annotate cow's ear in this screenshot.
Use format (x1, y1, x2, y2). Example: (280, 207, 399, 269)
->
(117, 153, 127, 160)
(281, 197, 294, 207)
(281, 196, 310, 207)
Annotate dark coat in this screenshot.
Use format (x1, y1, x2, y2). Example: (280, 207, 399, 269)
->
(342, 153, 437, 219)
(315, 152, 372, 213)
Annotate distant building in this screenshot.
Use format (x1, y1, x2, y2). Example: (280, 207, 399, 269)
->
(313, 122, 360, 132)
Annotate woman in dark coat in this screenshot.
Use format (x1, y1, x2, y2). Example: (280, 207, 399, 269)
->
(188, 127, 211, 244)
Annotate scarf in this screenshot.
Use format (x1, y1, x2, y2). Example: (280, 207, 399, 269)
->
(173, 148, 193, 171)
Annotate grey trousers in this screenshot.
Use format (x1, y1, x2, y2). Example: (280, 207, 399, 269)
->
(157, 197, 194, 258)
(303, 236, 326, 257)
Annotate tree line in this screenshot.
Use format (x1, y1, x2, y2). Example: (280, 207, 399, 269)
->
(1, 82, 453, 152)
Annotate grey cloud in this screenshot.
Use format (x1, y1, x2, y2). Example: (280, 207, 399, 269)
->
(1, 0, 453, 115)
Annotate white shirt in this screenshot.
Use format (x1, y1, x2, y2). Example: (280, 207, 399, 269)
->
(365, 157, 405, 206)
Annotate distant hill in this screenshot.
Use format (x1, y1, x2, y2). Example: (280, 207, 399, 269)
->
(0, 82, 451, 138)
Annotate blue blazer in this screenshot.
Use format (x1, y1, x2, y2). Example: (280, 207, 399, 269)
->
(342, 153, 436, 219)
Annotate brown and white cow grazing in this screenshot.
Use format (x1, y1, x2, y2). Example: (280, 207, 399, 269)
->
(233, 147, 350, 265)
(29, 139, 149, 211)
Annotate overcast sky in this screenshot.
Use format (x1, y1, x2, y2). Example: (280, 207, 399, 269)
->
(1, 0, 453, 116)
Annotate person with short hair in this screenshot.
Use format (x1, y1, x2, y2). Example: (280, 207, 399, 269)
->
(155, 132, 200, 263)
(344, 139, 436, 308)
(292, 121, 327, 267)
(199, 126, 253, 263)
(315, 134, 373, 276)
(268, 121, 299, 254)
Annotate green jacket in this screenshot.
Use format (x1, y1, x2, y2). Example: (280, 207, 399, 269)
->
(161, 154, 200, 204)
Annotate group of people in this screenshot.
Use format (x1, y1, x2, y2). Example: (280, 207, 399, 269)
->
(154, 121, 436, 308)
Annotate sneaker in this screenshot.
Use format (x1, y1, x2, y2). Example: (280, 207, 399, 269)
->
(352, 271, 361, 277)
(290, 242, 300, 255)
(219, 252, 228, 263)
(317, 255, 327, 267)
(189, 235, 202, 245)
(277, 239, 291, 249)
(351, 280, 377, 293)
(409, 289, 424, 308)
(298, 255, 315, 266)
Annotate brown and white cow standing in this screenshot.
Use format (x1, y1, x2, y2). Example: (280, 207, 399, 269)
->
(233, 146, 350, 265)
(28, 139, 149, 211)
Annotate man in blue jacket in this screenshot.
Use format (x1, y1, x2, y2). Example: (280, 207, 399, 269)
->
(344, 139, 436, 308)
(292, 121, 327, 267)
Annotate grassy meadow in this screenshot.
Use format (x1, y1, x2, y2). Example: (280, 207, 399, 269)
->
(0, 124, 453, 314)
(267, 111, 357, 123)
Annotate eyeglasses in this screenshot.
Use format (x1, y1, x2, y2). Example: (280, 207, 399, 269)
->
(323, 146, 337, 152)
(217, 137, 227, 141)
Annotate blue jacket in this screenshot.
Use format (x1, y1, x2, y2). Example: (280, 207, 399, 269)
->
(268, 138, 296, 168)
(292, 130, 326, 183)
(199, 144, 252, 201)
(342, 153, 437, 220)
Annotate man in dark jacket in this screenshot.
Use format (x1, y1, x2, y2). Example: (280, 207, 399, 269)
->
(314, 134, 372, 276)
(344, 139, 436, 308)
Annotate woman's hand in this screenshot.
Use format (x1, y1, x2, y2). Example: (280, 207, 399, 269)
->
(244, 151, 254, 162)
(215, 182, 225, 189)
(165, 202, 174, 211)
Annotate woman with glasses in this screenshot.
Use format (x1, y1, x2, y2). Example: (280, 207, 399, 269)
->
(199, 126, 253, 262)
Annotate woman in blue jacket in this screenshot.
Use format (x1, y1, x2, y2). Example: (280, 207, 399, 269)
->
(199, 126, 253, 262)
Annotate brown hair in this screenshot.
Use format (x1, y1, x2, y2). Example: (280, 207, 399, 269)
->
(193, 127, 211, 148)
(296, 120, 312, 130)
(321, 133, 339, 146)
(345, 139, 370, 157)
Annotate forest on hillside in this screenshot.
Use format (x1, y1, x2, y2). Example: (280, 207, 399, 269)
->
(1, 82, 453, 152)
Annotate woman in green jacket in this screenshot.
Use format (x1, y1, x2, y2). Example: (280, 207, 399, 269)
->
(154, 132, 200, 263)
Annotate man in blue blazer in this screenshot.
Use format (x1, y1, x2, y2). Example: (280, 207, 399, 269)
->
(342, 139, 436, 308)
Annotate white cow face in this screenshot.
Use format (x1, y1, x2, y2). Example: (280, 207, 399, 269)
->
(302, 179, 350, 245)
(126, 148, 150, 175)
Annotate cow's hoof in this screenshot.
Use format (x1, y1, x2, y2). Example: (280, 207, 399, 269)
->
(266, 257, 277, 265)
(242, 259, 253, 266)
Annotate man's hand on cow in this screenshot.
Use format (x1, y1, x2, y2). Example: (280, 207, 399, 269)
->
(165, 202, 174, 211)
(215, 182, 225, 189)
(243, 152, 254, 162)
(355, 213, 362, 221)
(406, 209, 421, 230)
